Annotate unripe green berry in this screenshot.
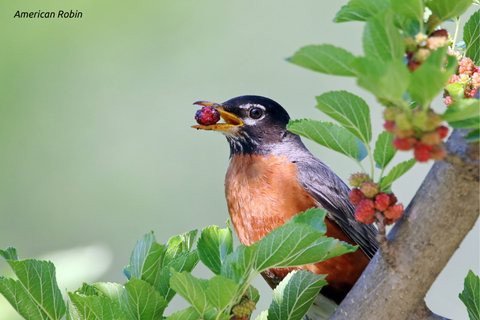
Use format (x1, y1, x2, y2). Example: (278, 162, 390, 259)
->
(349, 173, 372, 188)
(404, 37, 417, 52)
(423, 112, 442, 131)
(412, 110, 427, 129)
(383, 107, 402, 122)
(395, 113, 412, 131)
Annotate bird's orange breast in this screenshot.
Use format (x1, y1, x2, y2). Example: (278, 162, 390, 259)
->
(225, 154, 370, 303)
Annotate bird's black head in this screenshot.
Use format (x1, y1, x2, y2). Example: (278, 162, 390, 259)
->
(193, 95, 298, 155)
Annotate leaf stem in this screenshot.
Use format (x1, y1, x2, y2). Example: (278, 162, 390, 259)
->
(452, 17, 461, 51)
(366, 144, 374, 180)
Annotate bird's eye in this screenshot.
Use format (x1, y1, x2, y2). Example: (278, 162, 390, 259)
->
(249, 107, 263, 119)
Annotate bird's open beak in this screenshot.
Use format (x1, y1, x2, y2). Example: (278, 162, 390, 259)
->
(192, 101, 243, 132)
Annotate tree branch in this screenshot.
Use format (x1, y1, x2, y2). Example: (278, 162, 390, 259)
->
(328, 129, 480, 320)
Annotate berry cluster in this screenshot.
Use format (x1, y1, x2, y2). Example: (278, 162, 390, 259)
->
(444, 57, 480, 105)
(348, 173, 404, 225)
(383, 108, 448, 162)
(195, 106, 221, 125)
(231, 295, 256, 320)
(405, 29, 449, 72)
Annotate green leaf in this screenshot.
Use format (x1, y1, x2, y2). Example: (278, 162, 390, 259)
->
(246, 285, 260, 304)
(288, 208, 328, 234)
(221, 244, 258, 284)
(464, 10, 480, 65)
(123, 278, 168, 320)
(465, 129, 480, 142)
(390, 0, 424, 22)
(204, 310, 231, 320)
(379, 159, 417, 190)
(288, 45, 357, 76)
(315, 91, 372, 144)
(0, 259, 66, 320)
(363, 9, 405, 64)
(426, 0, 473, 22)
(169, 270, 213, 316)
(443, 99, 480, 122)
(0, 247, 19, 260)
(334, 5, 370, 22)
(205, 275, 239, 312)
(164, 229, 198, 266)
(267, 270, 328, 320)
(67, 291, 129, 320)
(287, 119, 362, 162)
(256, 311, 269, 320)
(335, 0, 390, 23)
(94, 283, 126, 311)
(352, 58, 410, 106)
(165, 307, 200, 320)
(197, 225, 234, 275)
(448, 116, 480, 129)
(123, 265, 132, 280)
(374, 131, 397, 169)
(157, 250, 199, 302)
(459, 270, 480, 320)
(408, 47, 457, 106)
(445, 82, 465, 101)
(130, 232, 166, 289)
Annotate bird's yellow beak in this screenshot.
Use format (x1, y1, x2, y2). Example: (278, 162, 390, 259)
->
(192, 101, 243, 132)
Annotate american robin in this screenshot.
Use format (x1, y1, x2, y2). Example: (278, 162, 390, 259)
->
(193, 95, 378, 317)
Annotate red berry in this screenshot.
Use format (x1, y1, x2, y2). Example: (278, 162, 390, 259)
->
(430, 29, 448, 38)
(414, 142, 434, 162)
(195, 106, 221, 125)
(436, 126, 449, 139)
(392, 137, 417, 151)
(459, 57, 475, 76)
(349, 188, 365, 206)
(355, 199, 375, 224)
(375, 193, 390, 211)
(408, 60, 421, 72)
(383, 121, 396, 133)
(360, 181, 380, 199)
(471, 89, 478, 98)
(384, 204, 404, 222)
(445, 96, 454, 106)
(421, 131, 441, 146)
(447, 75, 460, 85)
(430, 145, 446, 161)
(387, 193, 398, 205)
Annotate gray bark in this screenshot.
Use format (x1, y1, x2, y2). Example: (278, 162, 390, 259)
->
(328, 129, 480, 320)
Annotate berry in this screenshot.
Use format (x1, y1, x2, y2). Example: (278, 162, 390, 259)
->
(408, 59, 422, 72)
(421, 131, 441, 145)
(349, 188, 365, 206)
(436, 126, 449, 139)
(423, 111, 442, 131)
(414, 48, 431, 62)
(384, 204, 404, 222)
(383, 107, 402, 122)
(412, 110, 428, 128)
(445, 96, 454, 106)
(414, 142, 434, 162)
(375, 193, 390, 211)
(195, 106, 220, 125)
(459, 57, 474, 76)
(471, 89, 478, 98)
(430, 29, 448, 38)
(383, 121, 396, 133)
(387, 193, 398, 205)
(404, 37, 417, 52)
(472, 73, 480, 90)
(393, 127, 415, 139)
(392, 137, 417, 151)
(395, 113, 412, 130)
(430, 145, 446, 161)
(360, 181, 379, 199)
(355, 199, 375, 224)
(349, 173, 371, 188)
(447, 74, 461, 85)
(447, 50, 462, 63)
(414, 32, 428, 45)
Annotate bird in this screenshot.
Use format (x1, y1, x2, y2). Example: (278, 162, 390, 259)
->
(192, 95, 378, 319)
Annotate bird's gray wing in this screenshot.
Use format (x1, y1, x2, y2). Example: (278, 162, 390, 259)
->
(295, 159, 379, 259)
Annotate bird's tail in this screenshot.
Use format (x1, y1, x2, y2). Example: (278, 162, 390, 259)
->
(303, 293, 338, 320)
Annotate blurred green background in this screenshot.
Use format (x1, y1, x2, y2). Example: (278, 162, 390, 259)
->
(0, 0, 478, 319)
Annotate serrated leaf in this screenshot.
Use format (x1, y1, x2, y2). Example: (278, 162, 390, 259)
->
(0, 259, 66, 320)
(130, 232, 166, 289)
(267, 270, 328, 320)
(335, 0, 390, 23)
(391, 0, 424, 22)
(0, 247, 19, 260)
(445, 82, 465, 101)
(158, 250, 199, 303)
(93, 282, 126, 311)
(288, 208, 328, 234)
(204, 310, 231, 320)
(379, 159, 417, 189)
(221, 244, 258, 284)
(205, 275, 239, 312)
(352, 58, 410, 106)
(246, 285, 260, 304)
(408, 47, 457, 106)
(165, 307, 199, 320)
(459, 270, 479, 320)
(426, 0, 473, 23)
(464, 10, 480, 65)
(315, 91, 372, 144)
(363, 9, 405, 64)
(287, 120, 361, 162)
(164, 229, 198, 266)
(197, 225, 233, 275)
(374, 131, 396, 169)
(334, 5, 370, 22)
(288, 45, 357, 76)
(448, 116, 480, 129)
(443, 99, 480, 122)
(256, 311, 269, 320)
(465, 129, 480, 142)
(123, 278, 168, 320)
(169, 270, 213, 316)
(67, 291, 129, 320)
